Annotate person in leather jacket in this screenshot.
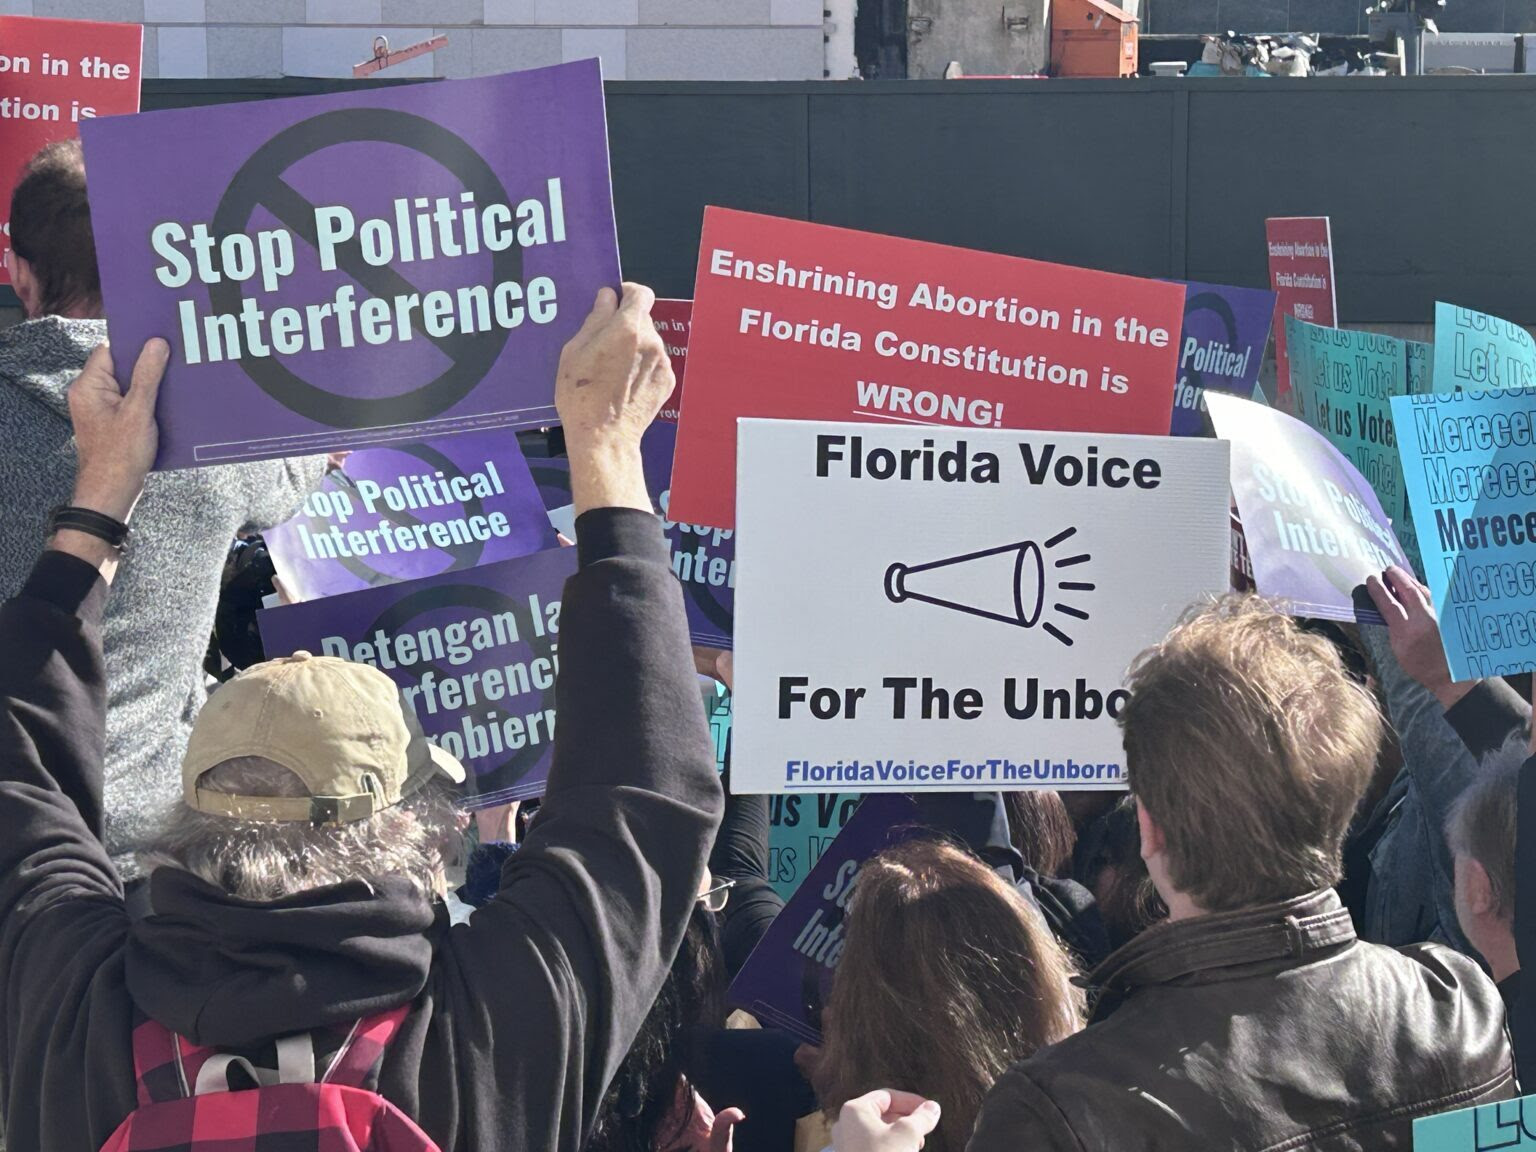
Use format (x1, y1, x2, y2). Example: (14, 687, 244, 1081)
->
(968, 595, 1515, 1152)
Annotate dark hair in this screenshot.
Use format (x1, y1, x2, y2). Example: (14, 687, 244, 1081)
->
(10, 139, 100, 315)
(1075, 796, 1166, 951)
(1005, 791, 1077, 877)
(814, 839, 1082, 1152)
(585, 905, 726, 1152)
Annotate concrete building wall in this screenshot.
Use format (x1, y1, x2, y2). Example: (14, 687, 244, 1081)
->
(1, 0, 827, 80)
(907, 0, 1053, 77)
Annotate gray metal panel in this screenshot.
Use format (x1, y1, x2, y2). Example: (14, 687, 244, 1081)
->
(1183, 80, 1536, 322)
(806, 84, 1179, 277)
(606, 92, 812, 297)
(107, 75, 1536, 325)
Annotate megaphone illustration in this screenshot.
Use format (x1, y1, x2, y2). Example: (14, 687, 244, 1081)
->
(884, 527, 1094, 647)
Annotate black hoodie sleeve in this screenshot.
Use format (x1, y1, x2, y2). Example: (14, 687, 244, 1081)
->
(0, 550, 135, 1152)
(430, 508, 724, 1152)
(1445, 679, 1531, 759)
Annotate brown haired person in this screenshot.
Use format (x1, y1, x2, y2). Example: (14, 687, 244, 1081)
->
(968, 597, 1514, 1152)
(0, 139, 327, 871)
(815, 839, 1082, 1152)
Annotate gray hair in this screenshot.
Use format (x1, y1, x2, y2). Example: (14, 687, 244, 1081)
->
(140, 757, 463, 902)
(1445, 731, 1530, 922)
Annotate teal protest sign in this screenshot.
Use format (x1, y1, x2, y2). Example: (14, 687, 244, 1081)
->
(1287, 317, 1430, 576)
(1393, 386, 1536, 682)
(1413, 1092, 1536, 1150)
(768, 793, 860, 900)
(1409, 339, 1434, 395)
(1434, 302, 1535, 393)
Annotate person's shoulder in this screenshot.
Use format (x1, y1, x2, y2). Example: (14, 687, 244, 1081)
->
(1373, 937, 1506, 1008)
(1347, 939, 1516, 1097)
(968, 1060, 1083, 1152)
(1371, 937, 1498, 985)
(1354, 939, 1511, 1065)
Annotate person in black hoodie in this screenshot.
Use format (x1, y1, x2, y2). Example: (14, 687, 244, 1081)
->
(0, 283, 724, 1152)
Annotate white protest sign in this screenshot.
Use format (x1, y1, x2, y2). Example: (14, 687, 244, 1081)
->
(732, 419, 1232, 794)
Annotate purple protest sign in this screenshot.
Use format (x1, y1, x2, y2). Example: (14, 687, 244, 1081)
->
(524, 432, 577, 540)
(1170, 281, 1276, 436)
(1205, 392, 1407, 623)
(266, 429, 555, 601)
(526, 421, 734, 648)
(80, 60, 619, 470)
(258, 546, 578, 806)
(642, 421, 734, 649)
(729, 794, 920, 1043)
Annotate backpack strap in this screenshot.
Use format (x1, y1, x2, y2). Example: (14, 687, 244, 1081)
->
(193, 1032, 317, 1095)
(322, 1004, 412, 1089)
(130, 1004, 411, 1101)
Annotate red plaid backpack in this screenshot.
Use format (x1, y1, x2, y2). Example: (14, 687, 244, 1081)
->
(100, 1004, 440, 1152)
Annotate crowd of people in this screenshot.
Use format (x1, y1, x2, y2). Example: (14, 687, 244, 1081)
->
(0, 139, 1532, 1152)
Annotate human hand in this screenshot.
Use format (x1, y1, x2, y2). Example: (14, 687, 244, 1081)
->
(1365, 565, 1469, 711)
(474, 802, 520, 845)
(555, 284, 671, 517)
(831, 1091, 941, 1152)
(694, 647, 734, 693)
(706, 1107, 745, 1152)
(68, 339, 168, 523)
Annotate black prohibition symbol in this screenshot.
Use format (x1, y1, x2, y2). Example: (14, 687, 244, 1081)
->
(306, 442, 499, 589)
(209, 108, 518, 427)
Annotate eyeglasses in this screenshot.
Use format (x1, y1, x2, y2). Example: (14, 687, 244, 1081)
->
(698, 877, 736, 913)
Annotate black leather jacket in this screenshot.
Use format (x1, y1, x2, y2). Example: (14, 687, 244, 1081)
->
(970, 888, 1514, 1151)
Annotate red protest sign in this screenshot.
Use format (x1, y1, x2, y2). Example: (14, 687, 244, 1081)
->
(1265, 216, 1337, 409)
(0, 15, 142, 288)
(652, 298, 690, 423)
(670, 208, 1184, 530)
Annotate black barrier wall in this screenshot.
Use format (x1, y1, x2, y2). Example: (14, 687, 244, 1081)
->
(91, 76, 1536, 326)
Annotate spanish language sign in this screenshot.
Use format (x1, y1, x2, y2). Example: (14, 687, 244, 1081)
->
(730, 794, 920, 1042)
(264, 429, 555, 602)
(1266, 216, 1337, 409)
(1414, 1093, 1536, 1151)
(1286, 317, 1428, 577)
(0, 15, 141, 288)
(80, 60, 619, 469)
(670, 208, 1186, 529)
(258, 546, 577, 806)
(1206, 392, 1408, 623)
(1433, 301, 1536, 393)
(1170, 280, 1275, 436)
(730, 419, 1230, 794)
(1392, 387, 1536, 682)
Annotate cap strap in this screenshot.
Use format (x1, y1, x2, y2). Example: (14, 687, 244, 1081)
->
(192, 788, 379, 825)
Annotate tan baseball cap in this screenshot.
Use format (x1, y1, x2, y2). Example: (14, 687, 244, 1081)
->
(182, 651, 466, 825)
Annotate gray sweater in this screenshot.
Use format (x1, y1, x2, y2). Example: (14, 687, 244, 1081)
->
(0, 316, 325, 865)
